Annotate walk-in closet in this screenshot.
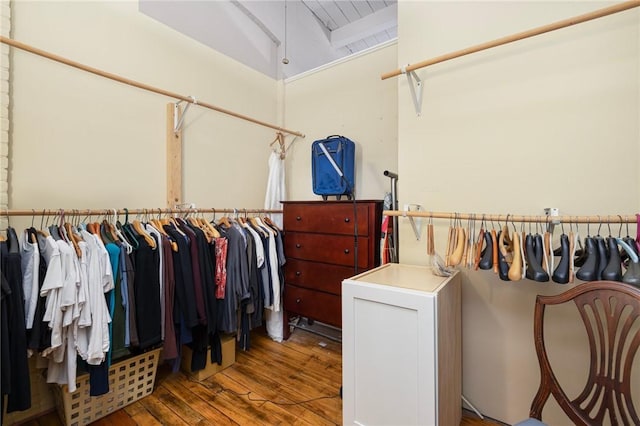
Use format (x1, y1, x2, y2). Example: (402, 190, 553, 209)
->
(2, 1, 639, 425)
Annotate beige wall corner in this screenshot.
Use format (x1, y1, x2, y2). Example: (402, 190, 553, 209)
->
(397, 2, 639, 424)
(284, 43, 398, 201)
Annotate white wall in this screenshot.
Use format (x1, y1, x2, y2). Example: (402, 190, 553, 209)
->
(397, 2, 639, 424)
(284, 43, 398, 201)
(9, 0, 278, 221)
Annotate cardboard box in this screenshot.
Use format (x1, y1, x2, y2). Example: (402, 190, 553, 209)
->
(181, 334, 236, 381)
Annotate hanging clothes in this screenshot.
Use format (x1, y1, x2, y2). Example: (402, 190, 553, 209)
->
(4, 208, 286, 394)
(131, 233, 161, 350)
(217, 222, 250, 334)
(1, 228, 31, 415)
(19, 230, 40, 330)
(264, 150, 285, 229)
(161, 234, 178, 361)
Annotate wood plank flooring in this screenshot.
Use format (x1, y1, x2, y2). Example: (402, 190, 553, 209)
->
(20, 329, 503, 425)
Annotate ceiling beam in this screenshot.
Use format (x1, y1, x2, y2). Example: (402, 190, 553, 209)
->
(231, 0, 280, 45)
(329, 3, 397, 48)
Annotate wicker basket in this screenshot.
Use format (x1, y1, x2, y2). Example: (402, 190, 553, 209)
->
(54, 349, 161, 426)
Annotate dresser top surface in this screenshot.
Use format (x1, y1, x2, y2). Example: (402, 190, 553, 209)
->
(282, 200, 383, 205)
(344, 263, 457, 293)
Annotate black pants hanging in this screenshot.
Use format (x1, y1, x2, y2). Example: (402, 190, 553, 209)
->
(133, 235, 162, 350)
(1, 241, 31, 415)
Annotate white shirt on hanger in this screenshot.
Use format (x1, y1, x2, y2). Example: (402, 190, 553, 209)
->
(20, 230, 40, 329)
(78, 230, 113, 365)
(38, 234, 63, 357)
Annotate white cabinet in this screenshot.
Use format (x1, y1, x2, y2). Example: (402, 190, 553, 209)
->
(342, 264, 461, 426)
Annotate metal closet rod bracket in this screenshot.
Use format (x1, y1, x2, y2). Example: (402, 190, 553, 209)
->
(402, 66, 423, 116)
(402, 204, 424, 241)
(174, 96, 197, 134)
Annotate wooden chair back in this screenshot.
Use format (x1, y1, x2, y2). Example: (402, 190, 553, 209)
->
(530, 281, 640, 425)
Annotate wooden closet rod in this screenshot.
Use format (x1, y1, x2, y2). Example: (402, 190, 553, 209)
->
(2, 208, 282, 217)
(0, 36, 305, 138)
(381, 0, 640, 80)
(383, 210, 638, 225)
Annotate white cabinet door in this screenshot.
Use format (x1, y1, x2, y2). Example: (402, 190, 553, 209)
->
(343, 281, 437, 425)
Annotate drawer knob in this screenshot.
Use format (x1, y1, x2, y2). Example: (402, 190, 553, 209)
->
(296, 216, 302, 221)
(344, 249, 350, 254)
(344, 217, 350, 223)
(296, 298, 301, 304)
(296, 243, 301, 248)
(295, 271, 301, 276)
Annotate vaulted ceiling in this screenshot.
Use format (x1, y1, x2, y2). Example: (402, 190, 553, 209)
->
(139, 1, 397, 79)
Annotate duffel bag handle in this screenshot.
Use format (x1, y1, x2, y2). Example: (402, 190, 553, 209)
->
(326, 135, 343, 139)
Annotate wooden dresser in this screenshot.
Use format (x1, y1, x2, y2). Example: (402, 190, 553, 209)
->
(282, 200, 383, 339)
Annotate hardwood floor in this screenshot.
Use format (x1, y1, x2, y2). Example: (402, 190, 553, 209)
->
(20, 329, 502, 425)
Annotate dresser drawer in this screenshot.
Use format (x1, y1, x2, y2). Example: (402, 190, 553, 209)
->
(283, 203, 371, 236)
(284, 285, 341, 327)
(285, 232, 369, 268)
(285, 259, 356, 295)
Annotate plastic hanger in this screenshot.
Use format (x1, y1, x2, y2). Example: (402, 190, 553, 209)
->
(602, 222, 622, 281)
(526, 222, 549, 282)
(569, 228, 578, 283)
(449, 221, 466, 267)
(474, 218, 485, 270)
(496, 230, 510, 281)
(551, 223, 569, 284)
(478, 224, 493, 271)
(541, 229, 550, 273)
(636, 213, 640, 254)
(593, 219, 608, 280)
(491, 228, 498, 274)
(576, 220, 599, 282)
(617, 238, 640, 286)
(519, 224, 527, 280)
(508, 228, 522, 281)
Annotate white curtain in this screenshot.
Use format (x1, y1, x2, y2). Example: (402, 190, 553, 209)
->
(264, 150, 285, 341)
